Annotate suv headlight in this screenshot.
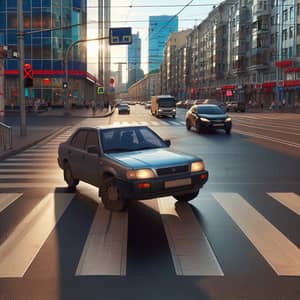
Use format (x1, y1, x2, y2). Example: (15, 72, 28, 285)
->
(191, 161, 205, 172)
(126, 169, 155, 179)
(225, 117, 231, 122)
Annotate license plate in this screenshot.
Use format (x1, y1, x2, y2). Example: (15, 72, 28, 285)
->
(165, 178, 191, 188)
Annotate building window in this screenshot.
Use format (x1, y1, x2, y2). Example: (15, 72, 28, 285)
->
(289, 47, 293, 57)
(282, 48, 287, 58)
(298, 24, 300, 35)
(298, 4, 300, 16)
(283, 9, 288, 21)
(282, 29, 287, 40)
(290, 7, 293, 19)
(289, 26, 293, 38)
(297, 44, 300, 56)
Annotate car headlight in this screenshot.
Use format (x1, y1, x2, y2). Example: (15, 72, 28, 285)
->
(172, 108, 176, 112)
(126, 169, 155, 179)
(225, 117, 231, 122)
(200, 117, 209, 122)
(191, 161, 205, 172)
(158, 108, 163, 112)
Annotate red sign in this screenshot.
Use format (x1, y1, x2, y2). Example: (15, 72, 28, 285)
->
(275, 60, 293, 68)
(24, 63, 33, 79)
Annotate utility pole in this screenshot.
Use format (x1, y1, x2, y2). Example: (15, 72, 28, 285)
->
(17, 0, 26, 136)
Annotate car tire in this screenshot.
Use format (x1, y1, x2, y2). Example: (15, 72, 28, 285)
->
(186, 119, 191, 130)
(173, 191, 199, 202)
(225, 128, 231, 134)
(63, 162, 79, 191)
(196, 122, 202, 133)
(101, 176, 127, 211)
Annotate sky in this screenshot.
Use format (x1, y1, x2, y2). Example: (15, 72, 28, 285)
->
(86, 0, 223, 80)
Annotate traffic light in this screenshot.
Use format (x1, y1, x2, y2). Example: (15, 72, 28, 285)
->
(24, 63, 33, 87)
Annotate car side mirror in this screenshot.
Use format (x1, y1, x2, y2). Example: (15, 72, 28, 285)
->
(164, 139, 171, 147)
(87, 145, 98, 154)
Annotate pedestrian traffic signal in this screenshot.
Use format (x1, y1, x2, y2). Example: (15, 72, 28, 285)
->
(24, 63, 33, 87)
(97, 86, 104, 94)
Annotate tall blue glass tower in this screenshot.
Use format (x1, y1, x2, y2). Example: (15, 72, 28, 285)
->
(0, 0, 88, 105)
(148, 15, 178, 73)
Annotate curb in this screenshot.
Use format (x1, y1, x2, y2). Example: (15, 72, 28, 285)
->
(0, 126, 71, 161)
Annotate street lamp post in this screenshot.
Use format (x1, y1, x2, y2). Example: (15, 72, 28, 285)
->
(63, 37, 108, 115)
(17, 0, 26, 136)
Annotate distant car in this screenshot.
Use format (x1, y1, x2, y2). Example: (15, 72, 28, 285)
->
(145, 101, 151, 109)
(118, 103, 130, 114)
(225, 101, 245, 112)
(57, 125, 208, 211)
(185, 104, 232, 134)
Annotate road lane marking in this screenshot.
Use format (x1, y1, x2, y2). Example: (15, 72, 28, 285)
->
(0, 183, 65, 188)
(0, 162, 57, 166)
(0, 193, 74, 278)
(159, 120, 169, 125)
(179, 121, 186, 126)
(76, 203, 128, 276)
(150, 121, 160, 125)
(168, 121, 181, 126)
(213, 192, 300, 276)
(0, 174, 62, 179)
(233, 129, 300, 149)
(0, 193, 23, 213)
(268, 193, 300, 215)
(158, 197, 224, 276)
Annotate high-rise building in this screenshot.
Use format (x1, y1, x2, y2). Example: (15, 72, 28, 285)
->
(148, 15, 178, 73)
(1, 0, 92, 106)
(127, 32, 143, 88)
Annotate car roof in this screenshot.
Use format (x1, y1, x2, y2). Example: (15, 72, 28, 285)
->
(194, 104, 221, 108)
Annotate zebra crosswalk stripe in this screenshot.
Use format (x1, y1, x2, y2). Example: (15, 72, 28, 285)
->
(268, 192, 300, 215)
(0, 193, 23, 213)
(76, 202, 128, 276)
(158, 197, 224, 276)
(0, 193, 74, 278)
(213, 192, 300, 276)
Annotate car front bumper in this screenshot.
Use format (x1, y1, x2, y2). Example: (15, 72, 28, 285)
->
(115, 170, 208, 200)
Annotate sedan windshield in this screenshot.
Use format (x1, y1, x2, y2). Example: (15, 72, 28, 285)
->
(101, 126, 167, 153)
(197, 105, 224, 114)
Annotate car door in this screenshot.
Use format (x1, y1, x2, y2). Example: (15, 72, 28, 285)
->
(68, 129, 88, 179)
(83, 130, 101, 186)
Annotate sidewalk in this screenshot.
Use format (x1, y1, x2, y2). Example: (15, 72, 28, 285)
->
(0, 107, 114, 160)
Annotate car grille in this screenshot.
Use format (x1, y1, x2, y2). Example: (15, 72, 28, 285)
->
(156, 165, 189, 176)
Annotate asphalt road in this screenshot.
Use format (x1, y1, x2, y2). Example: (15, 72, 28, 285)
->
(0, 105, 299, 300)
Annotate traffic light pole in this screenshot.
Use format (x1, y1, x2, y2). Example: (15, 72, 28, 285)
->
(63, 37, 108, 115)
(17, 0, 26, 136)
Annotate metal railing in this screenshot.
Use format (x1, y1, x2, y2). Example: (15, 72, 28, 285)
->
(0, 122, 12, 152)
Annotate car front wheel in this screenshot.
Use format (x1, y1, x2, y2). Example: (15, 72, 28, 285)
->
(63, 162, 79, 191)
(173, 191, 199, 202)
(225, 128, 231, 134)
(186, 119, 191, 130)
(101, 176, 128, 211)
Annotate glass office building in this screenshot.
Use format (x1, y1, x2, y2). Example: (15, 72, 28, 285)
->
(0, 0, 91, 106)
(148, 15, 178, 73)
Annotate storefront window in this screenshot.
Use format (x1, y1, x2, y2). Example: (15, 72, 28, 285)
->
(7, 12, 17, 28)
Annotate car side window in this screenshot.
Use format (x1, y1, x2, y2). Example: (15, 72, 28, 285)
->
(70, 130, 88, 150)
(85, 130, 99, 152)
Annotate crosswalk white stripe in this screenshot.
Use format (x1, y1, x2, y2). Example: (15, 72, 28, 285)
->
(138, 121, 149, 125)
(159, 120, 170, 125)
(0, 193, 23, 213)
(0, 168, 58, 173)
(150, 121, 160, 125)
(0, 162, 57, 166)
(213, 192, 300, 276)
(179, 121, 186, 125)
(0, 183, 64, 188)
(76, 203, 128, 276)
(0, 174, 62, 179)
(168, 121, 181, 126)
(268, 193, 300, 215)
(158, 197, 224, 276)
(112, 121, 120, 125)
(5, 158, 57, 161)
(0, 193, 74, 278)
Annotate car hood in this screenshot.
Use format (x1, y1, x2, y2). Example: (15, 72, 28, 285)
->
(199, 113, 228, 120)
(106, 148, 196, 169)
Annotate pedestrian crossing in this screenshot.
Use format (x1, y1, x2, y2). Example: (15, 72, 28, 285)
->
(110, 120, 187, 127)
(0, 190, 299, 278)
